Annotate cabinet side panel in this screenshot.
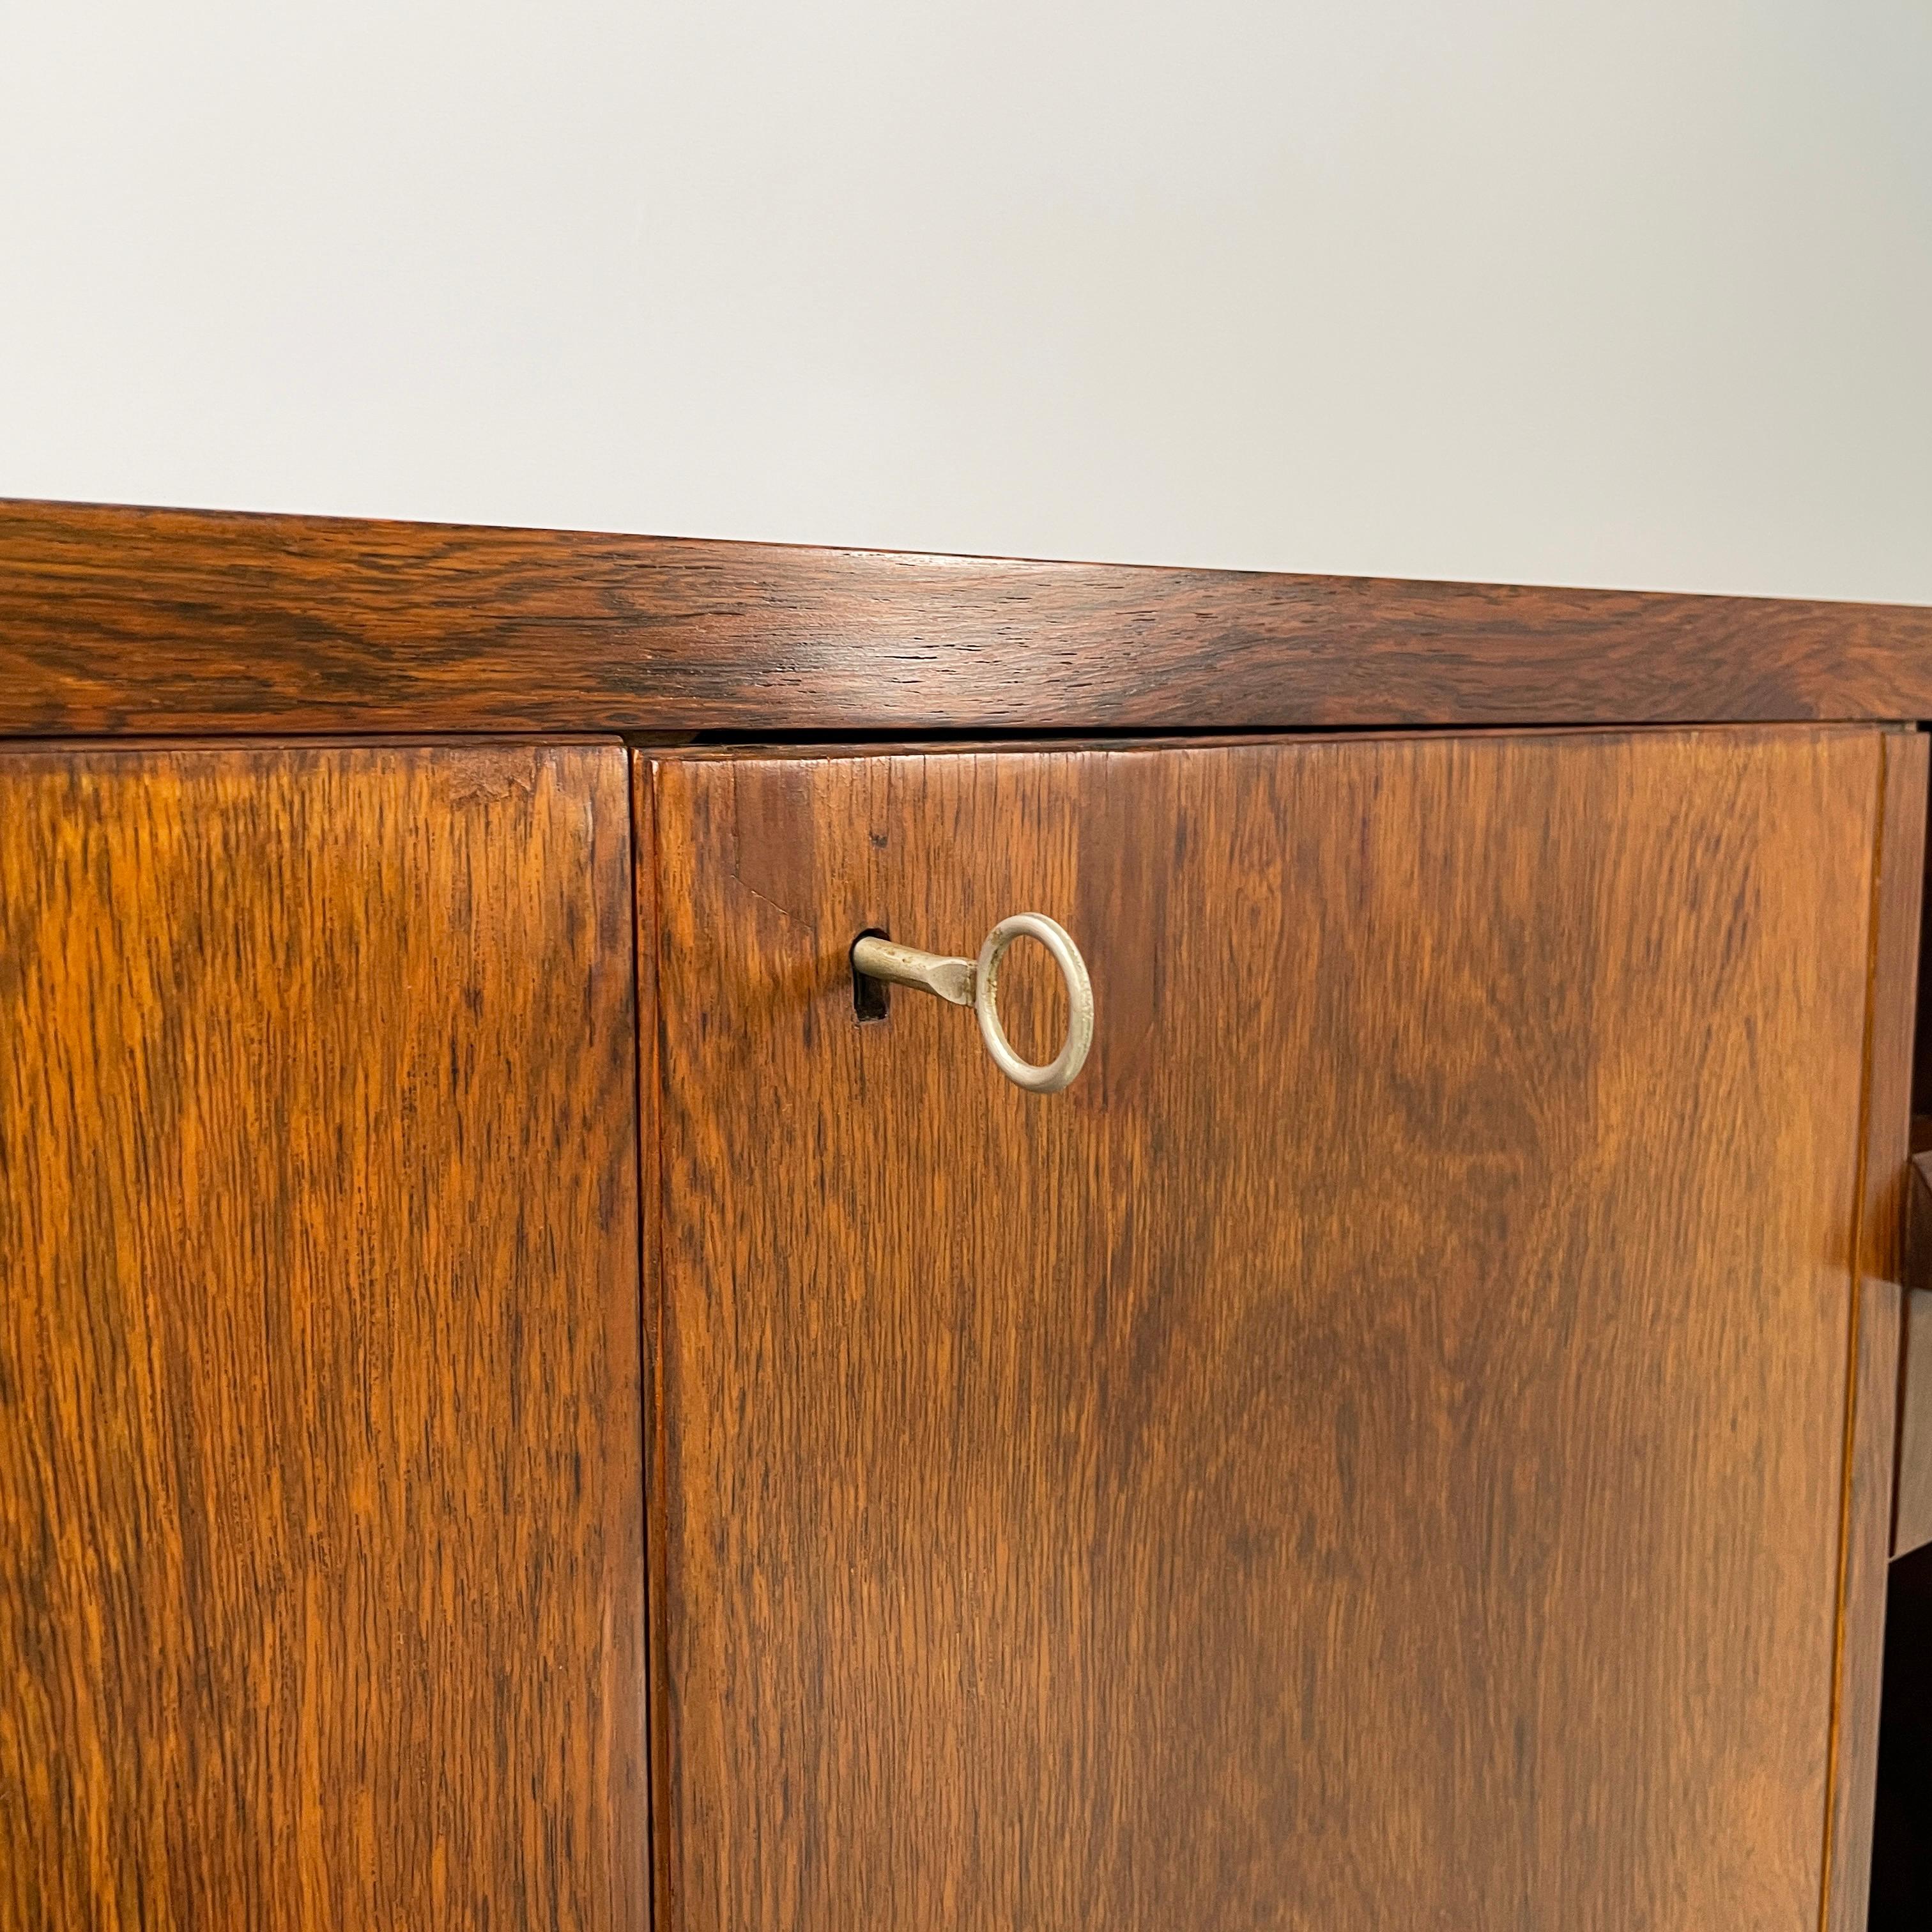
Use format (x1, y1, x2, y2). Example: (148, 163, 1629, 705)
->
(1827, 727, 1928, 1932)
(0, 744, 646, 1930)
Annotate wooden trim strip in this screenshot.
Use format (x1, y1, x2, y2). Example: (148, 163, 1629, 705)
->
(4, 497, 1932, 736)
(1824, 726, 1928, 1932)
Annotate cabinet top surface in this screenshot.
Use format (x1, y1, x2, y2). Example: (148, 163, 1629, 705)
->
(3, 495, 1929, 737)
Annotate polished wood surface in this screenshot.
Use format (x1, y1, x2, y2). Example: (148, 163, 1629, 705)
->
(1825, 728, 1927, 1929)
(4, 498, 1932, 736)
(0, 744, 647, 1929)
(645, 726, 1889, 1931)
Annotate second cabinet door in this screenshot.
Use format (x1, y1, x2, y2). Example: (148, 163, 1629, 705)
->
(643, 728, 1894, 1931)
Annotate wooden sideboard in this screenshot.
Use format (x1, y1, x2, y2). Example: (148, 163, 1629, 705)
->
(3, 498, 1931, 1929)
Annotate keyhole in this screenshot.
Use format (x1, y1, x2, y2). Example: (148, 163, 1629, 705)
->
(851, 928, 890, 1023)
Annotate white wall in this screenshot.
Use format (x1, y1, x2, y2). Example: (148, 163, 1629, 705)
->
(2, 3, 1928, 601)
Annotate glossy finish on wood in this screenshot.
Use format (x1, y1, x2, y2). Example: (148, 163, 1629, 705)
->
(0, 743, 646, 1929)
(1825, 728, 1927, 1929)
(4, 498, 1932, 737)
(645, 726, 1889, 1932)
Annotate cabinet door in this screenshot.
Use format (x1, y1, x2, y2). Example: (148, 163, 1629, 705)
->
(0, 744, 646, 1929)
(645, 727, 1915, 1932)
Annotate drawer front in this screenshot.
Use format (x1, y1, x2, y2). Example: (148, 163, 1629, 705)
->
(646, 726, 1892, 1931)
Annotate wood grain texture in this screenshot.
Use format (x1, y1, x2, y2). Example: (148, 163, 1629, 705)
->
(647, 726, 1887, 1932)
(1896, 1149, 1932, 1560)
(1824, 727, 1926, 1931)
(0, 742, 647, 1929)
(4, 497, 1932, 737)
